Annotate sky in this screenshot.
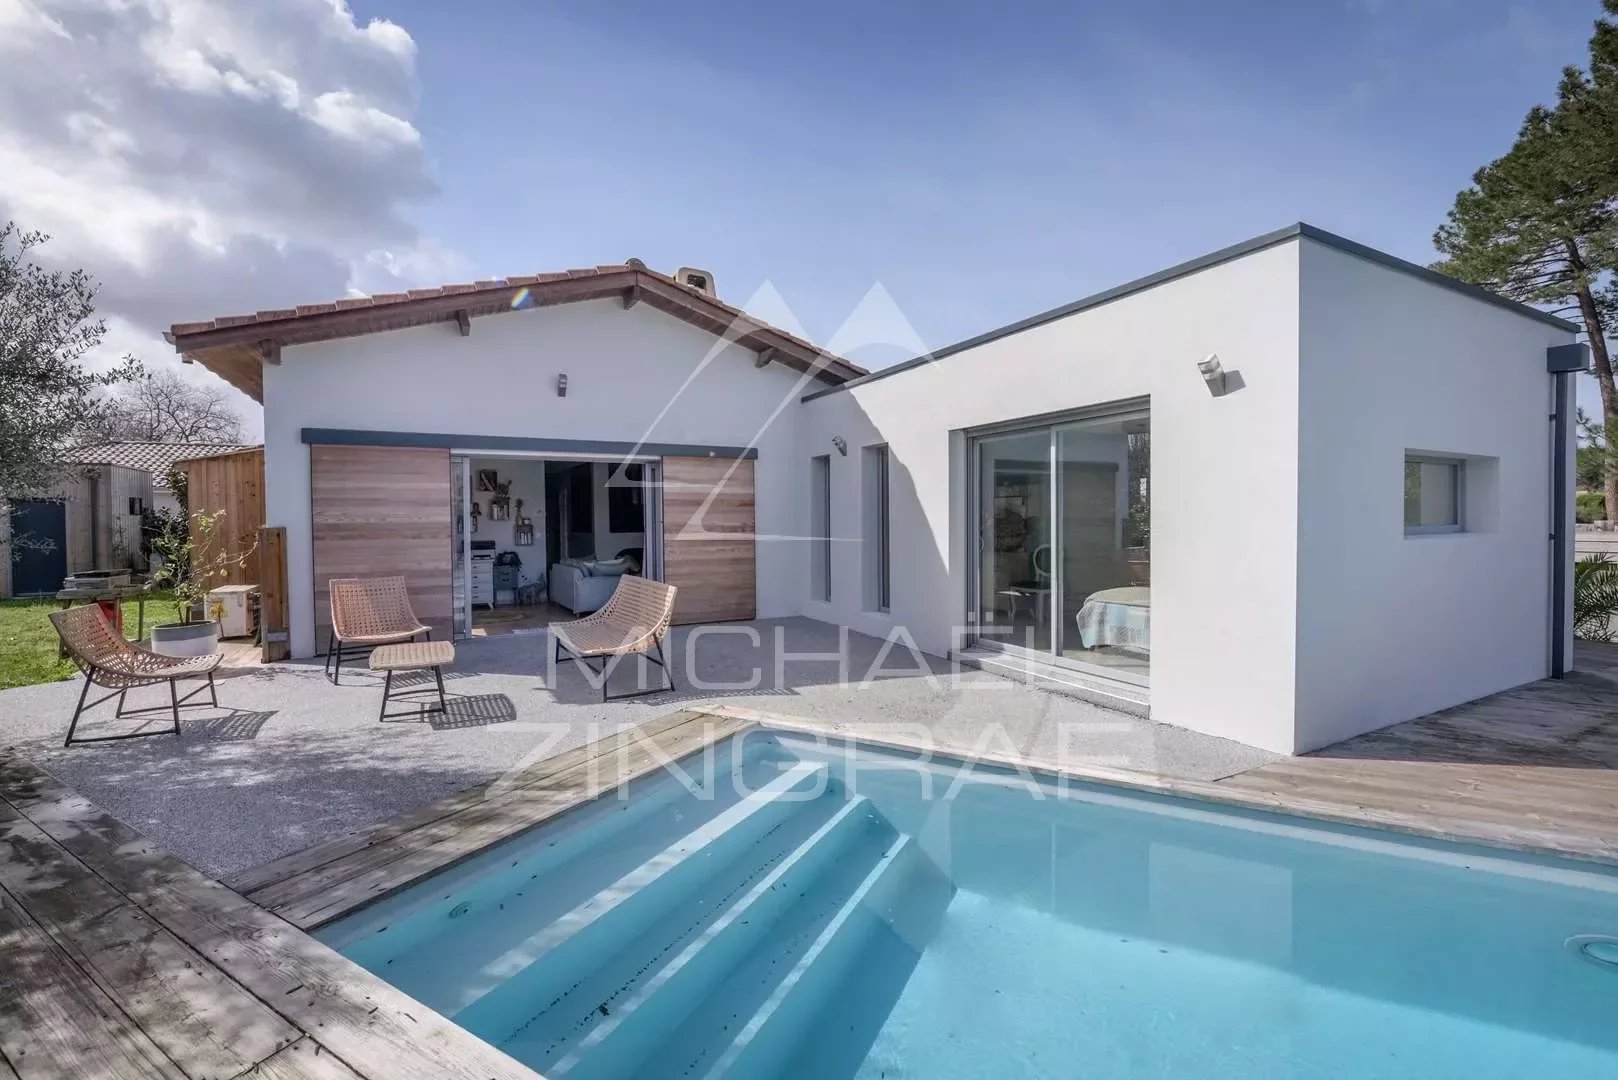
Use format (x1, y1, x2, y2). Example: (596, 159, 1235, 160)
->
(0, 0, 1609, 438)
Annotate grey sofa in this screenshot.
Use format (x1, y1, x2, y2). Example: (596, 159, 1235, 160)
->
(550, 561, 625, 614)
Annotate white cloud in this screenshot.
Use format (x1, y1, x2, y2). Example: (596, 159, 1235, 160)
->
(0, 0, 457, 430)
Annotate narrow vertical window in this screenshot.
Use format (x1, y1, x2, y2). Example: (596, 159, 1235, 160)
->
(863, 444, 891, 611)
(810, 455, 832, 601)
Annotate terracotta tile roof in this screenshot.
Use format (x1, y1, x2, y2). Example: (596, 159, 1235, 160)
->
(77, 442, 259, 489)
(167, 262, 863, 403)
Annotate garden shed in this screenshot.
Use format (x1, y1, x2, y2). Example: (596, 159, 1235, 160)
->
(0, 465, 152, 597)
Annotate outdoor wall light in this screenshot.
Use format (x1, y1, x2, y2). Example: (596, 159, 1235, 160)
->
(1197, 352, 1227, 395)
(832, 435, 848, 456)
(557, 373, 568, 397)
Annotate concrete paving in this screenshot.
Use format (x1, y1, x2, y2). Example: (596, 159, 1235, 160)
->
(0, 618, 1277, 880)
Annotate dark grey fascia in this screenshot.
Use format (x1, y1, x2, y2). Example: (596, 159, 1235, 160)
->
(1548, 342, 1592, 373)
(804, 222, 1580, 404)
(300, 428, 758, 459)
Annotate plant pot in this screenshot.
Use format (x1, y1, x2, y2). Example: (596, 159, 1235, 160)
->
(149, 620, 220, 658)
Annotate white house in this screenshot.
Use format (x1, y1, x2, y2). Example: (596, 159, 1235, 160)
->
(168, 224, 1583, 754)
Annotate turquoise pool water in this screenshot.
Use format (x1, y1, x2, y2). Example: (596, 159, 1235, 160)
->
(318, 732, 1618, 1079)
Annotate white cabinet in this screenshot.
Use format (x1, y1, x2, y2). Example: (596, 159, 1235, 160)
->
(470, 558, 494, 607)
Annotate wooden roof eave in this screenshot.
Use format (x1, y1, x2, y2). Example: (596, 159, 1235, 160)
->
(170, 269, 862, 403)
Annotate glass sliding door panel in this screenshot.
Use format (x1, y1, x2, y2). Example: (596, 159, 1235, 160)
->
(977, 430, 1053, 653)
(1055, 418, 1149, 677)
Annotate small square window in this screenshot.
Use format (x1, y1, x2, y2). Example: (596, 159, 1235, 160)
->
(1404, 455, 1463, 534)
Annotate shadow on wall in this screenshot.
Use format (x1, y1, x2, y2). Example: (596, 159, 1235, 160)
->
(795, 390, 953, 654)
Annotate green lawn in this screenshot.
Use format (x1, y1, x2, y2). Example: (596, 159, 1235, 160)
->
(0, 591, 178, 690)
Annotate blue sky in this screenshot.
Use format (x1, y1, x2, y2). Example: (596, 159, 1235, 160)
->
(3, 0, 1601, 434)
(349, 0, 1601, 371)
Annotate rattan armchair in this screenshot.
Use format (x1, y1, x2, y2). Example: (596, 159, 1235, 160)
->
(326, 576, 431, 684)
(552, 575, 678, 701)
(49, 606, 221, 747)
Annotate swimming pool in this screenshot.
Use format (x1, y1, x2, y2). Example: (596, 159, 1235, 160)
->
(317, 730, 1618, 1079)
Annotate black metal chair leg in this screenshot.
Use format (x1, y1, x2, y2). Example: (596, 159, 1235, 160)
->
(433, 665, 447, 712)
(64, 673, 93, 748)
(168, 678, 182, 735)
(332, 639, 343, 685)
(656, 636, 676, 692)
(324, 630, 334, 680)
(207, 670, 218, 707)
(378, 669, 393, 722)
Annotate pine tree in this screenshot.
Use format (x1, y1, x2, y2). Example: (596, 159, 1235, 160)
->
(1434, 0, 1618, 516)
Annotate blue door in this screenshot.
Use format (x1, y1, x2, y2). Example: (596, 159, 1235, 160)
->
(9, 500, 68, 595)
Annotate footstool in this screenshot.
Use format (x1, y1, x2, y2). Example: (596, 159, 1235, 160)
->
(369, 640, 454, 721)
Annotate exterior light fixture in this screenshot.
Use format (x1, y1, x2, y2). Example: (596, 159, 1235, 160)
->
(832, 435, 848, 456)
(557, 373, 568, 397)
(1197, 353, 1227, 395)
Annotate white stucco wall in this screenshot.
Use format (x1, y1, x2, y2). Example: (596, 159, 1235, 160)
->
(796, 241, 1305, 752)
(1293, 238, 1575, 751)
(263, 299, 818, 657)
(254, 231, 1571, 755)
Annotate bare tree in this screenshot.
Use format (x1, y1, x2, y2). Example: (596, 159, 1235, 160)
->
(108, 368, 243, 443)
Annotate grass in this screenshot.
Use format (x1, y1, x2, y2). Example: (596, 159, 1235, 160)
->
(0, 591, 179, 690)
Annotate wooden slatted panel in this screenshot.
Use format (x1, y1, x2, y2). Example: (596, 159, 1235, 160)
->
(179, 448, 265, 587)
(310, 445, 451, 647)
(661, 456, 756, 624)
(259, 525, 290, 662)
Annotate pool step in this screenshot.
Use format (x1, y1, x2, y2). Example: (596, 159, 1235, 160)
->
(547, 796, 886, 1079)
(452, 761, 831, 1033)
(336, 757, 698, 970)
(334, 741, 788, 1007)
(691, 835, 952, 1080)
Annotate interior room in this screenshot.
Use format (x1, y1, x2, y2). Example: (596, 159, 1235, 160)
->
(453, 455, 652, 637)
(974, 410, 1150, 679)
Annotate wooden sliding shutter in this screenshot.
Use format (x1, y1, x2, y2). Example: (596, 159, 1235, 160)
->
(311, 445, 452, 646)
(662, 456, 756, 624)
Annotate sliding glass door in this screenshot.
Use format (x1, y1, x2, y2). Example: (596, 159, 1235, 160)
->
(977, 430, 1053, 653)
(972, 406, 1150, 683)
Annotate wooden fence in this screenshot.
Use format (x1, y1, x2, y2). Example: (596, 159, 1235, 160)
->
(178, 448, 264, 588)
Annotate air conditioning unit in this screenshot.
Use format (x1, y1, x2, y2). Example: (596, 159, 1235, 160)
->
(673, 267, 716, 296)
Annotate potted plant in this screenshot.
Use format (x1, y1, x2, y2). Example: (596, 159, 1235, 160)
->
(148, 509, 253, 657)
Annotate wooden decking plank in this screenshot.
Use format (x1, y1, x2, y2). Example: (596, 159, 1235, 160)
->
(232, 1038, 364, 1080)
(0, 800, 300, 1080)
(0, 885, 180, 1080)
(229, 709, 705, 895)
(0, 759, 540, 1080)
(1210, 653, 1618, 864)
(274, 713, 752, 928)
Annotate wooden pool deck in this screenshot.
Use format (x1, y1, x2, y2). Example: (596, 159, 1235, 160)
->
(1214, 642, 1618, 864)
(5, 652, 1618, 1076)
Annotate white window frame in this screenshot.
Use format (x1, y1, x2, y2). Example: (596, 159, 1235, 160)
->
(1404, 454, 1465, 536)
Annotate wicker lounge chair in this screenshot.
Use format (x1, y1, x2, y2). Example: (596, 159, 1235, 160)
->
(49, 605, 221, 748)
(325, 576, 432, 684)
(551, 576, 678, 701)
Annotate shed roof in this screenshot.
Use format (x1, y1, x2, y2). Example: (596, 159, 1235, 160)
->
(78, 442, 258, 489)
